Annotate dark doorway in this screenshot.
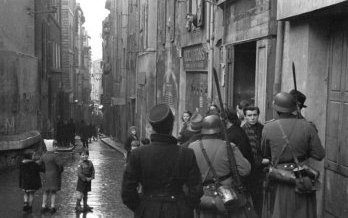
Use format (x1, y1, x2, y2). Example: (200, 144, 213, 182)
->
(233, 41, 256, 107)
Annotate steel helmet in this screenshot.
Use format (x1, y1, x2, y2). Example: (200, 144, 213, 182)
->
(201, 115, 222, 135)
(273, 92, 297, 113)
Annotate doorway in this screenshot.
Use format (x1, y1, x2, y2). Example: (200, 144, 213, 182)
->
(232, 41, 256, 107)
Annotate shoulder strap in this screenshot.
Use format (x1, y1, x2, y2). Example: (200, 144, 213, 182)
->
(199, 140, 220, 184)
(275, 120, 300, 166)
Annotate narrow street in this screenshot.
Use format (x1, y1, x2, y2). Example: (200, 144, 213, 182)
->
(0, 140, 132, 217)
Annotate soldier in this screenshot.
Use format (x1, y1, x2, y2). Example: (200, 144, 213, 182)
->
(121, 104, 203, 218)
(261, 92, 325, 218)
(289, 89, 307, 119)
(189, 114, 251, 217)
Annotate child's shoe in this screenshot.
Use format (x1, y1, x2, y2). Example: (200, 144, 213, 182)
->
(23, 203, 29, 212)
(41, 206, 49, 214)
(27, 206, 32, 213)
(84, 205, 93, 212)
(75, 205, 84, 213)
(50, 207, 57, 214)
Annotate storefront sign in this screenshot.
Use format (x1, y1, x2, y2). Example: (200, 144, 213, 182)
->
(183, 44, 208, 71)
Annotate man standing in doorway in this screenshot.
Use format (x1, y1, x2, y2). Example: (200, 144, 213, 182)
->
(242, 106, 264, 217)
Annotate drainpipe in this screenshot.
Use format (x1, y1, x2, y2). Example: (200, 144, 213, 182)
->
(274, 20, 284, 95)
(207, 2, 215, 102)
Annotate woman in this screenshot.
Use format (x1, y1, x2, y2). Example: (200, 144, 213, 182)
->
(125, 126, 140, 162)
(177, 110, 192, 144)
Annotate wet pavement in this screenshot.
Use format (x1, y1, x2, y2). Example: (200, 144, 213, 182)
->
(0, 139, 133, 218)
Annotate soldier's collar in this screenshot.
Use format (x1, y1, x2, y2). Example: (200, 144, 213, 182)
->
(150, 133, 177, 145)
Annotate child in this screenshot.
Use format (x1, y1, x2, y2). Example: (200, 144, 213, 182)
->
(40, 139, 64, 214)
(75, 150, 95, 213)
(19, 151, 42, 213)
(125, 126, 140, 162)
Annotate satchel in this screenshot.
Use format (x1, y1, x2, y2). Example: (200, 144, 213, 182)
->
(198, 141, 240, 214)
(268, 121, 319, 194)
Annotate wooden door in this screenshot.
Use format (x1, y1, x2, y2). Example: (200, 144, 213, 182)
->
(324, 18, 348, 218)
(225, 44, 234, 108)
(186, 71, 208, 114)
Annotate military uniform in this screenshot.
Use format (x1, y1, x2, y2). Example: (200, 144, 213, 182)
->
(188, 115, 251, 218)
(121, 104, 203, 218)
(261, 114, 325, 218)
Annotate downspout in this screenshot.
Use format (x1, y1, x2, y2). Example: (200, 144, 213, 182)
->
(274, 20, 284, 95)
(208, 2, 215, 102)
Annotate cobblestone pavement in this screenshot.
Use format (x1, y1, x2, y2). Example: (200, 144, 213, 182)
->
(0, 139, 133, 218)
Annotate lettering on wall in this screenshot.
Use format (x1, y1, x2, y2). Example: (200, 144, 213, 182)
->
(182, 44, 208, 71)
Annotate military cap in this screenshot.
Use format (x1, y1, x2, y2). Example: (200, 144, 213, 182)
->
(148, 104, 174, 133)
(187, 113, 203, 132)
(289, 89, 307, 108)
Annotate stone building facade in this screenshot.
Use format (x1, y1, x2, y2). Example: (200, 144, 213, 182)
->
(102, 0, 277, 138)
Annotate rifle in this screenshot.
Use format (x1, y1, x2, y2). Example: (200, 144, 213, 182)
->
(292, 62, 301, 118)
(212, 68, 243, 192)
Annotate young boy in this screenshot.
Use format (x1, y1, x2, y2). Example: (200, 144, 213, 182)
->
(242, 106, 264, 217)
(19, 151, 42, 213)
(75, 150, 95, 213)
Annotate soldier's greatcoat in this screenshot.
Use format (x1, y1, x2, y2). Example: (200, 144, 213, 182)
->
(121, 133, 203, 218)
(261, 114, 325, 218)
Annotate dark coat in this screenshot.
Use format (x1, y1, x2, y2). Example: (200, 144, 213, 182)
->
(80, 124, 90, 140)
(19, 160, 42, 191)
(225, 125, 255, 193)
(261, 114, 325, 218)
(125, 135, 139, 152)
(121, 133, 203, 218)
(76, 160, 95, 193)
(40, 152, 64, 192)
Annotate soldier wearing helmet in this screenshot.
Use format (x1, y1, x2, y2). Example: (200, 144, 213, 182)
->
(188, 114, 251, 217)
(261, 92, 325, 218)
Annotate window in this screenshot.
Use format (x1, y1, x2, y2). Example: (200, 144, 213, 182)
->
(186, 0, 204, 31)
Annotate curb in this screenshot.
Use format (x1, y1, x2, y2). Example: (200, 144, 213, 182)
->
(100, 138, 127, 157)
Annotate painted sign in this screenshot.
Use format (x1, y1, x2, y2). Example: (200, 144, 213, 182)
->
(183, 44, 208, 71)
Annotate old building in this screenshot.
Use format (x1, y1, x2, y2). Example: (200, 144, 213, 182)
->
(34, 0, 62, 138)
(61, 0, 76, 120)
(0, 0, 42, 168)
(217, 0, 277, 122)
(91, 59, 103, 104)
(61, 0, 91, 123)
(72, 5, 91, 123)
(276, 0, 348, 217)
(102, 0, 131, 142)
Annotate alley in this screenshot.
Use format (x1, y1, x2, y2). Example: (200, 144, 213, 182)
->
(0, 140, 132, 218)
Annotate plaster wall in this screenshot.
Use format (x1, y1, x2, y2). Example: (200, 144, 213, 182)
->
(224, 0, 276, 44)
(0, 51, 39, 136)
(277, 0, 346, 20)
(0, 0, 35, 55)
